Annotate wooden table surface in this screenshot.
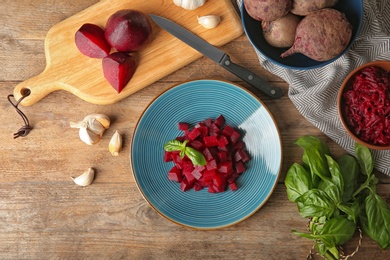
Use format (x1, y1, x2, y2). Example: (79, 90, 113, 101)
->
(1, 1, 389, 259)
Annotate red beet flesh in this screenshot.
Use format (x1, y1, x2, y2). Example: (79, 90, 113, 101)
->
(342, 66, 390, 146)
(164, 115, 251, 193)
(102, 52, 136, 93)
(75, 23, 111, 58)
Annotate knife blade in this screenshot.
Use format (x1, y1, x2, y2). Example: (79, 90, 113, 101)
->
(149, 14, 283, 99)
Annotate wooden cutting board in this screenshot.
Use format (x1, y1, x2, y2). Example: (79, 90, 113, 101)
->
(13, 0, 243, 106)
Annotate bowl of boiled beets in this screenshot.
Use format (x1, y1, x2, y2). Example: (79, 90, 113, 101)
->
(241, 0, 363, 70)
(337, 61, 390, 150)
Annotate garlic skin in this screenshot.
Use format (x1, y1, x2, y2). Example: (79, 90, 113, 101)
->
(72, 168, 95, 186)
(70, 114, 110, 145)
(109, 130, 123, 156)
(173, 0, 206, 10)
(197, 15, 221, 29)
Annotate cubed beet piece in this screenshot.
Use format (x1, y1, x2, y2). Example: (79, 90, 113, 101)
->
(178, 122, 189, 131)
(191, 168, 203, 180)
(175, 136, 186, 142)
(194, 182, 204, 191)
(190, 140, 205, 151)
(206, 159, 218, 171)
(218, 135, 229, 147)
(188, 128, 201, 140)
(204, 135, 219, 147)
(230, 130, 241, 144)
(164, 151, 173, 162)
(229, 182, 238, 191)
(209, 123, 221, 136)
(168, 166, 182, 182)
(217, 151, 228, 163)
(180, 179, 193, 192)
(235, 161, 246, 174)
(234, 149, 250, 162)
(203, 118, 213, 126)
(203, 170, 217, 183)
(197, 125, 209, 137)
(222, 125, 235, 137)
(218, 161, 233, 173)
(203, 148, 214, 161)
(234, 141, 244, 150)
(214, 114, 226, 128)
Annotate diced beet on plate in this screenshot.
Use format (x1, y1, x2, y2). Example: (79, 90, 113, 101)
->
(163, 115, 251, 193)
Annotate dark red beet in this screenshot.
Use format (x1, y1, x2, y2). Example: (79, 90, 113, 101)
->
(75, 23, 111, 58)
(102, 52, 136, 93)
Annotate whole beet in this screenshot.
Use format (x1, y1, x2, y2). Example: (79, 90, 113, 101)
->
(280, 8, 352, 61)
(262, 13, 301, 48)
(291, 0, 339, 16)
(244, 0, 292, 22)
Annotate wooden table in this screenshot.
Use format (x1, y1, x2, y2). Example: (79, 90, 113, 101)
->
(1, 1, 389, 259)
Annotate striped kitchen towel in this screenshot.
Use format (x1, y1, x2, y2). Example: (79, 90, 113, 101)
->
(237, 0, 390, 175)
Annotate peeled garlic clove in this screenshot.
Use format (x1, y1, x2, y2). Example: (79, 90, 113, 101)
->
(109, 130, 123, 156)
(72, 168, 95, 186)
(173, 0, 206, 10)
(197, 15, 221, 29)
(79, 127, 101, 145)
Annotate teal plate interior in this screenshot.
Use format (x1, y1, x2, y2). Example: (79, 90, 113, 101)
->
(131, 79, 282, 229)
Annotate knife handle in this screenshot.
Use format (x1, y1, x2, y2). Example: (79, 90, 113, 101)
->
(220, 55, 283, 99)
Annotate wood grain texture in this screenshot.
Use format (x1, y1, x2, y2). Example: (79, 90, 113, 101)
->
(1, 0, 389, 259)
(12, 0, 243, 106)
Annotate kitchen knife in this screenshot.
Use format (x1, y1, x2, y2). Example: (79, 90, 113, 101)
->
(150, 14, 283, 99)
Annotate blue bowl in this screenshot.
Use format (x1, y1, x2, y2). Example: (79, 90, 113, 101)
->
(241, 0, 364, 70)
(131, 79, 282, 229)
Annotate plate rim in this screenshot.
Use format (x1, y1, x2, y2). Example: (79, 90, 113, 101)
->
(129, 78, 283, 230)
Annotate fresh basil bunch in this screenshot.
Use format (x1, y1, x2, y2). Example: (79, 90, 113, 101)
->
(285, 136, 390, 259)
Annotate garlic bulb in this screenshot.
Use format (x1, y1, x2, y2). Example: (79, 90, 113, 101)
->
(197, 15, 221, 29)
(173, 0, 206, 10)
(109, 130, 123, 156)
(70, 114, 110, 145)
(72, 168, 95, 186)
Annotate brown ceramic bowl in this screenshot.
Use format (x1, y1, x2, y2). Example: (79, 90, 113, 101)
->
(337, 60, 390, 150)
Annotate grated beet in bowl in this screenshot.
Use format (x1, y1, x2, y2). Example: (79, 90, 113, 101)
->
(342, 66, 390, 146)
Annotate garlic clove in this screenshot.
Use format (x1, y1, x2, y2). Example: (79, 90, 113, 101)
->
(70, 113, 110, 145)
(86, 114, 111, 129)
(72, 168, 95, 186)
(109, 130, 123, 156)
(87, 118, 106, 137)
(173, 0, 206, 10)
(197, 15, 221, 29)
(79, 127, 101, 145)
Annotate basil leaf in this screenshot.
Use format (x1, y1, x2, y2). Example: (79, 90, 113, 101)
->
(337, 154, 359, 202)
(296, 189, 335, 219)
(185, 147, 206, 166)
(354, 143, 373, 176)
(318, 178, 342, 206)
(320, 216, 356, 247)
(325, 155, 344, 193)
(363, 193, 390, 249)
(295, 136, 331, 181)
(337, 201, 360, 223)
(285, 163, 312, 202)
(164, 139, 186, 152)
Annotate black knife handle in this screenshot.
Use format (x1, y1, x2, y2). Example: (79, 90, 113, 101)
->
(219, 55, 283, 99)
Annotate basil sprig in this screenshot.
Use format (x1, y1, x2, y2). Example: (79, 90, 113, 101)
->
(164, 139, 206, 166)
(285, 136, 390, 259)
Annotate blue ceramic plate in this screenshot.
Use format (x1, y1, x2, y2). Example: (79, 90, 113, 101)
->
(131, 79, 282, 229)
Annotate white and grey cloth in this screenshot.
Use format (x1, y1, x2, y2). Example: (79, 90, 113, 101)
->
(237, 0, 390, 175)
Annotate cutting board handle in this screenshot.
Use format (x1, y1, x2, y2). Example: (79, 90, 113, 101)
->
(13, 70, 63, 106)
